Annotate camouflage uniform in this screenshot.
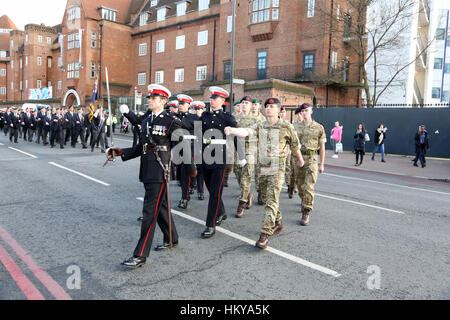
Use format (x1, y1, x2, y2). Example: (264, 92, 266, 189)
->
(224, 112, 243, 184)
(234, 113, 260, 203)
(285, 151, 297, 189)
(246, 119, 299, 236)
(252, 112, 266, 195)
(293, 120, 326, 212)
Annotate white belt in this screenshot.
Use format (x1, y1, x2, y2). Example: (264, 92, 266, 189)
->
(183, 135, 197, 140)
(203, 139, 227, 145)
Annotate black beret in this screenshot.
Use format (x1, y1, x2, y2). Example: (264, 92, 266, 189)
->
(264, 97, 281, 107)
(240, 96, 253, 103)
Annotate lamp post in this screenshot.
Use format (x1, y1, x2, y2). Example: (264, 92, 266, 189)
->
(229, 0, 236, 112)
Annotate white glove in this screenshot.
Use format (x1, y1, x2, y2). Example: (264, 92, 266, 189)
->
(119, 104, 129, 114)
(238, 159, 247, 167)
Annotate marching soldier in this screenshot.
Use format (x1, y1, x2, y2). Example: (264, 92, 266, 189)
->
(72, 108, 88, 149)
(29, 109, 37, 142)
(191, 101, 206, 200)
(50, 108, 65, 149)
(293, 103, 326, 226)
(175, 94, 197, 209)
(64, 106, 75, 145)
(182, 86, 239, 238)
(106, 84, 181, 268)
(225, 97, 304, 249)
(91, 106, 106, 153)
(224, 101, 243, 187)
(168, 100, 178, 115)
(8, 107, 19, 143)
(287, 108, 304, 198)
(251, 98, 266, 205)
(234, 96, 261, 218)
(36, 106, 46, 144)
(42, 109, 51, 146)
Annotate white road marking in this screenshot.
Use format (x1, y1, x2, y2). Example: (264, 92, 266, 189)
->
(0, 142, 4, 146)
(136, 197, 341, 278)
(48, 162, 110, 186)
(323, 172, 450, 196)
(281, 186, 405, 214)
(0, 158, 36, 162)
(8, 147, 38, 159)
(113, 138, 133, 142)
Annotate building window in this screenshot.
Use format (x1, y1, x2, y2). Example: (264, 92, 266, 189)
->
(20, 81, 23, 91)
(48, 57, 52, 68)
(26, 56, 28, 65)
(151, 0, 158, 7)
(38, 35, 43, 43)
(177, 1, 187, 16)
(176, 35, 185, 50)
(199, 0, 210, 11)
(337, 4, 341, 21)
(102, 8, 117, 22)
(196, 65, 207, 81)
(445, 63, 450, 74)
(68, 33, 74, 49)
(75, 32, 80, 48)
(138, 72, 146, 85)
(434, 58, 443, 69)
(303, 52, 315, 72)
(20, 58, 23, 69)
(37, 56, 42, 66)
(432, 87, 441, 99)
(58, 80, 62, 90)
(25, 80, 28, 89)
(156, 39, 165, 53)
(37, 80, 42, 89)
(157, 8, 166, 22)
(68, 6, 81, 21)
(0, 87, 5, 95)
(67, 62, 79, 79)
(331, 51, 338, 69)
(25, 34, 28, 42)
(91, 63, 96, 78)
(11, 60, 14, 69)
(250, 0, 278, 24)
(227, 16, 233, 32)
(139, 12, 148, 26)
(47, 37, 51, 44)
(198, 30, 208, 46)
(155, 70, 164, 84)
(10, 81, 13, 90)
(224, 61, 232, 80)
(47, 81, 51, 88)
(175, 68, 184, 82)
(91, 33, 96, 48)
(436, 28, 446, 40)
(0, 69, 5, 76)
(257, 50, 267, 79)
(139, 43, 147, 56)
(307, 0, 315, 18)
(0, 51, 6, 58)
(443, 90, 449, 102)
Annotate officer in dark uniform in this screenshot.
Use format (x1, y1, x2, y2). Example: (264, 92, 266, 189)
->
(64, 105, 75, 145)
(191, 101, 206, 200)
(50, 108, 65, 149)
(8, 108, 19, 143)
(0, 108, 7, 134)
(106, 84, 181, 268)
(174, 94, 198, 209)
(183, 86, 238, 238)
(29, 108, 37, 142)
(36, 106, 46, 144)
(43, 109, 51, 145)
(72, 107, 88, 148)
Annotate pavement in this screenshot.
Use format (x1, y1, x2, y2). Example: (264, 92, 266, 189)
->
(0, 132, 449, 301)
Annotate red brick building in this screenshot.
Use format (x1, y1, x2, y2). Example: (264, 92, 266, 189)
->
(1, 0, 365, 108)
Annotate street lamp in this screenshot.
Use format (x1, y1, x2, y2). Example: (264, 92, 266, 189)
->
(229, 0, 236, 113)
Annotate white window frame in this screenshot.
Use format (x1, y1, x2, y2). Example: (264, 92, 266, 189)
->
(196, 65, 207, 81)
(197, 30, 208, 46)
(139, 43, 147, 56)
(151, 0, 158, 7)
(47, 81, 51, 88)
(91, 63, 96, 78)
(307, 0, 315, 18)
(20, 81, 23, 91)
(155, 70, 164, 84)
(156, 39, 165, 53)
(0, 87, 6, 95)
(48, 57, 52, 68)
(174, 68, 184, 83)
(91, 32, 96, 48)
(177, 1, 187, 16)
(157, 8, 166, 22)
(25, 56, 28, 65)
(0, 69, 6, 76)
(331, 51, 338, 69)
(37, 56, 42, 66)
(140, 12, 148, 26)
(25, 80, 28, 89)
(58, 80, 62, 90)
(199, 0, 209, 11)
(138, 72, 146, 86)
(176, 35, 185, 50)
(227, 16, 233, 33)
(47, 37, 51, 44)
(38, 35, 43, 43)
(25, 34, 28, 42)
(37, 80, 42, 89)
(20, 58, 23, 69)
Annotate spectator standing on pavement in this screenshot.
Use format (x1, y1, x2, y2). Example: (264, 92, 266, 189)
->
(354, 124, 366, 166)
(372, 124, 387, 162)
(330, 121, 342, 158)
(413, 125, 430, 168)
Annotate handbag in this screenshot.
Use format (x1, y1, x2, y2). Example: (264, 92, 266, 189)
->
(335, 142, 343, 153)
(365, 133, 370, 142)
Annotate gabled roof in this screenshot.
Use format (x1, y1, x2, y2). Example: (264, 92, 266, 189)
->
(0, 15, 18, 30)
(80, 0, 146, 24)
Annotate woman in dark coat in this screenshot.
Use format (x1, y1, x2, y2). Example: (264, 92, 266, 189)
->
(354, 124, 366, 166)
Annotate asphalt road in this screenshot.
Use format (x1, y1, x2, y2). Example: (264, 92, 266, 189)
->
(0, 133, 449, 300)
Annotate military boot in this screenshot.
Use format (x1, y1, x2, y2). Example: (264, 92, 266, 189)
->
(300, 208, 311, 226)
(257, 192, 264, 205)
(288, 186, 294, 199)
(178, 199, 188, 209)
(245, 193, 254, 209)
(272, 220, 283, 235)
(255, 233, 270, 249)
(235, 201, 246, 218)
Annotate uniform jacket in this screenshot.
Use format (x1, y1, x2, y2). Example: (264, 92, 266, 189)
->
(121, 110, 182, 183)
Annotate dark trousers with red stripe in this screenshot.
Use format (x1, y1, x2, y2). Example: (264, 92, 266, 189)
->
(133, 182, 178, 258)
(196, 165, 204, 193)
(180, 164, 192, 201)
(203, 166, 226, 228)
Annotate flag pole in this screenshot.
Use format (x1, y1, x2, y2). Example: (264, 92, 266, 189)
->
(105, 67, 114, 149)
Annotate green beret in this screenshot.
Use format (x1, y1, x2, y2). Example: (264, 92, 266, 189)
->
(233, 101, 240, 106)
(252, 98, 261, 103)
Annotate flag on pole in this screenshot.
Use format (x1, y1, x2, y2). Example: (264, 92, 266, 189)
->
(89, 78, 98, 123)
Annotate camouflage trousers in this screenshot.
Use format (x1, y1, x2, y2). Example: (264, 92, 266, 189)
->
(259, 164, 285, 236)
(224, 164, 234, 182)
(295, 155, 318, 211)
(285, 153, 297, 188)
(234, 163, 254, 202)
